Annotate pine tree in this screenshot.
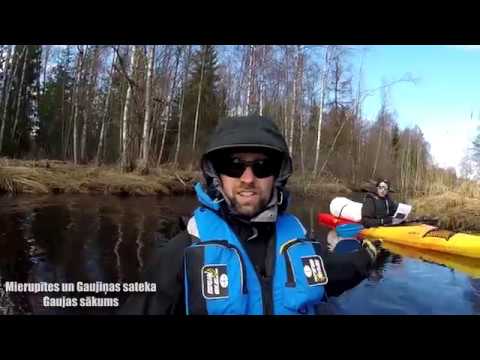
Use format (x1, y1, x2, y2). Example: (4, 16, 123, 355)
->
(37, 48, 75, 158)
(2, 45, 42, 157)
(181, 45, 223, 165)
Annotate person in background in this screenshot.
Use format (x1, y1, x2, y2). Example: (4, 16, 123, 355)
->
(119, 115, 381, 315)
(361, 179, 399, 228)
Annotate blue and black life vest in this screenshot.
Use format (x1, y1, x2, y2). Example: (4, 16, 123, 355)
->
(183, 183, 328, 315)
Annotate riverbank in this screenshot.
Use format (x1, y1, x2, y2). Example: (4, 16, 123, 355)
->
(0, 159, 200, 196)
(410, 182, 480, 232)
(2, 159, 479, 232)
(0, 159, 351, 196)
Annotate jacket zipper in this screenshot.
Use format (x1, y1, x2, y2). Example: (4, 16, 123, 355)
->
(266, 235, 275, 315)
(279, 239, 304, 287)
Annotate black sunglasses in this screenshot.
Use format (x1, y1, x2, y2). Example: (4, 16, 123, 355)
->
(214, 157, 280, 179)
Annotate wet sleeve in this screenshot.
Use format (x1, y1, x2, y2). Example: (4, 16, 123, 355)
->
(389, 199, 399, 216)
(314, 243, 373, 298)
(117, 230, 191, 315)
(361, 197, 382, 228)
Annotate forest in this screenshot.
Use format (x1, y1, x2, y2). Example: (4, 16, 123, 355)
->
(0, 45, 476, 197)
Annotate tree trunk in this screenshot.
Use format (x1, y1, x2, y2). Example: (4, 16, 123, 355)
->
(414, 139, 422, 194)
(80, 109, 88, 163)
(138, 45, 155, 173)
(371, 120, 383, 179)
(158, 46, 181, 167)
(404, 131, 412, 193)
(148, 102, 160, 164)
(258, 46, 266, 116)
(33, 48, 42, 152)
(283, 46, 290, 139)
(12, 46, 29, 148)
(71, 46, 87, 165)
(299, 109, 305, 176)
(80, 46, 99, 163)
(297, 46, 305, 176)
(245, 45, 255, 115)
(312, 49, 328, 177)
(351, 53, 364, 185)
(192, 46, 206, 154)
(60, 47, 69, 159)
(233, 47, 245, 116)
(174, 45, 192, 168)
(121, 45, 137, 173)
(288, 46, 298, 156)
(119, 80, 125, 159)
(42, 45, 51, 95)
(96, 47, 117, 166)
(0, 45, 13, 111)
(319, 116, 347, 176)
(259, 82, 264, 116)
(0, 45, 16, 154)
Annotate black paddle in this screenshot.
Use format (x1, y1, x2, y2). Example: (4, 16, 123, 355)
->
(387, 216, 440, 227)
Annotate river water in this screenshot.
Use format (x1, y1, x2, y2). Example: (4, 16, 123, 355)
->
(1, 192, 479, 315)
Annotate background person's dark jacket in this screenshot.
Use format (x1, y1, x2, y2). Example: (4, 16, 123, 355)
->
(118, 214, 376, 315)
(361, 192, 398, 228)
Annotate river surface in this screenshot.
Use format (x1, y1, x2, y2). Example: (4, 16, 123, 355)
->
(1, 192, 479, 315)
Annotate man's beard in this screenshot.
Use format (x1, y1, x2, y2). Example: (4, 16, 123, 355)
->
(231, 195, 266, 217)
(230, 189, 270, 217)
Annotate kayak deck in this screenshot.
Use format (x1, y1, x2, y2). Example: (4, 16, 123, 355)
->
(361, 224, 480, 259)
(381, 242, 480, 278)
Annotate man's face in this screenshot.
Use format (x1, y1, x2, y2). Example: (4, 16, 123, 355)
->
(376, 182, 389, 198)
(217, 152, 276, 217)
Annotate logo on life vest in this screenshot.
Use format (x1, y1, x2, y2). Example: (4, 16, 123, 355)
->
(201, 265, 229, 299)
(301, 256, 328, 286)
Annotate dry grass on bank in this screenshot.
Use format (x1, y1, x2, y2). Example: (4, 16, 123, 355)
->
(411, 188, 480, 232)
(0, 158, 201, 196)
(0, 158, 352, 197)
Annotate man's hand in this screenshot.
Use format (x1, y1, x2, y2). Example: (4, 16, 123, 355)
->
(362, 239, 382, 262)
(381, 216, 394, 225)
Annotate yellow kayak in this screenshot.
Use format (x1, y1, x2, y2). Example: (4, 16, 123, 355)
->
(381, 242, 480, 278)
(361, 224, 480, 259)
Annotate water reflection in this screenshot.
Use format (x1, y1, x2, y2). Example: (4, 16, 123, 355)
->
(0, 194, 197, 314)
(0, 193, 479, 315)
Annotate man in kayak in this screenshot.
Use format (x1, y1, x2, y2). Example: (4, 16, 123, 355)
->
(361, 179, 399, 228)
(119, 115, 381, 315)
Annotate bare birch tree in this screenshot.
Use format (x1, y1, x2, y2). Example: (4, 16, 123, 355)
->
(173, 45, 192, 168)
(245, 45, 255, 115)
(120, 45, 137, 172)
(80, 46, 100, 163)
(313, 46, 330, 176)
(192, 46, 206, 154)
(288, 46, 298, 156)
(157, 46, 181, 167)
(138, 45, 155, 173)
(42, 45, 51, 95)
(96, 47, 117, 166)
(70, 45, 87, 164)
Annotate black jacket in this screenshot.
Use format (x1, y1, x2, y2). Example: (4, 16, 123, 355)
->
(118, 213, 376, 315)
(361, 192, 398, 228)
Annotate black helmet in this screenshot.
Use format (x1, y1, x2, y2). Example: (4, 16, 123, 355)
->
(202, 115, 293, 186)
(204, 115, 289, 155)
